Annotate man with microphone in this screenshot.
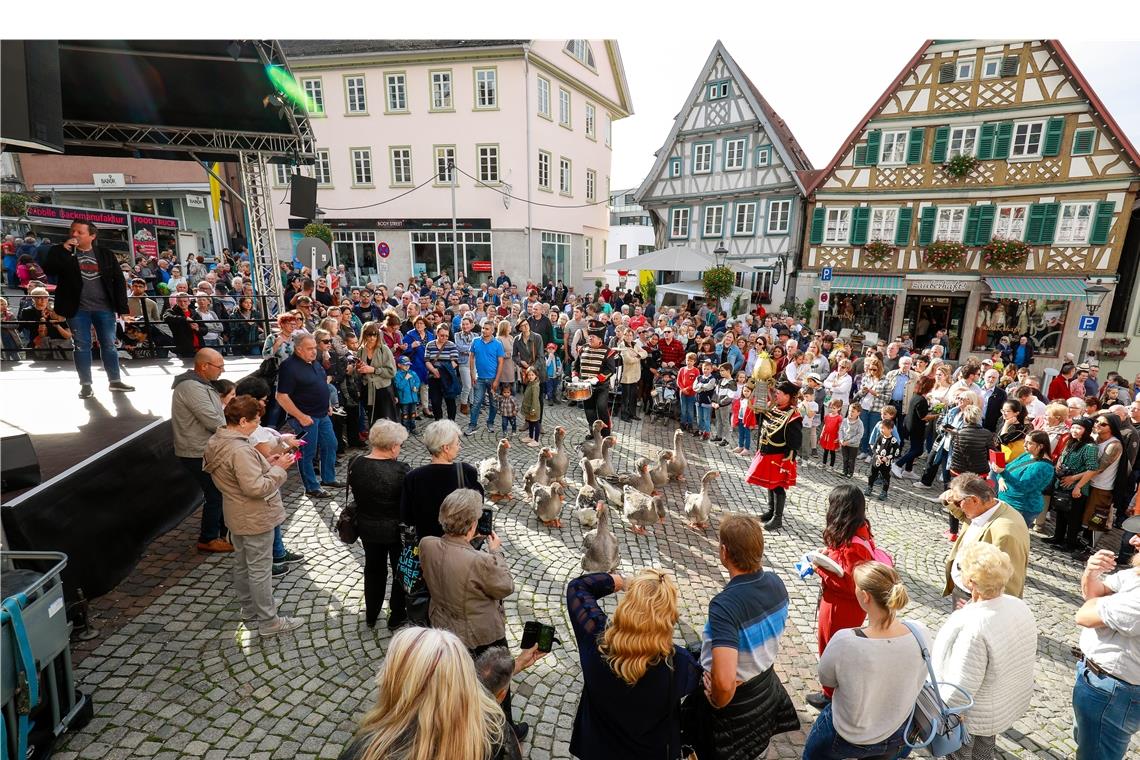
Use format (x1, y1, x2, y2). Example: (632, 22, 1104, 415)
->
(43, 220, 134, 398)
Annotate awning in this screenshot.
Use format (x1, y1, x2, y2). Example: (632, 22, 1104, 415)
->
(984, 277, 1088, 301)
(812, 275, 904, 294)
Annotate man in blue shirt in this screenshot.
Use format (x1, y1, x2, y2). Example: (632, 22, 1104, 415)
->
(465, 319, 505, 435)
(275, 333, 341, 497)
(884, 356, 916, 431)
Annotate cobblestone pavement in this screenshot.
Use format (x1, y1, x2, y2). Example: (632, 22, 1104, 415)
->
(53, 403, 1134, 759)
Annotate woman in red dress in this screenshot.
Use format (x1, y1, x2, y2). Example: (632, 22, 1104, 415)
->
(746, 381, 802, 531)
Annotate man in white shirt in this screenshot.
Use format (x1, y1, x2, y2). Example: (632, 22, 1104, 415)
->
(942, 473, 1030, 603)
(1015, 386, 1048, 424)
(1073, 532, 1140, 760)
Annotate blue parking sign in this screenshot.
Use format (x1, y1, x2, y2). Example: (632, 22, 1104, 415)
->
(821, 267, 833, 282)
(1077, 315, 1099, 333)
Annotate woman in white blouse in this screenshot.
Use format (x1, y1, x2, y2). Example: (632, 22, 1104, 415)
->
(824, 358, 854, 410)
(932, 541, 1037, 760)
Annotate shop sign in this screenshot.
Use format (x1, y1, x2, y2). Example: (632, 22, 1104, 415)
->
(909, 279, 971, 293)
(92, 172, 126, 188)
(25, 203, 129, 227)
(471, 261, 493, 273)
(130, 214, 179, 229)
(185, 195, 206, 209)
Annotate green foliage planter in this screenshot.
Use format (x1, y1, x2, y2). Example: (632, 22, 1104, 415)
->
(702, 265, 735, 301)
(944, 154, 979, 179)
(302, 222, 332, 247)
(640, 279, 657, 304)
(923, 240, 967, 270)
(862, 239, 897, 265)
(981, 238, 1030, 271)
(1, 192, 31, 218)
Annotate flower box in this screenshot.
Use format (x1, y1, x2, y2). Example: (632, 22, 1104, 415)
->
(862, 240, 897, 266)
(923, 240, 967, 270)
(981, 237, 1030, 271)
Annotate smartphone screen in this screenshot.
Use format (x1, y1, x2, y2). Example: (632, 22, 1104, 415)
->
(477, 508, 494, 536)
(537, 625, 555, 653)
(520, 621, 541, 650)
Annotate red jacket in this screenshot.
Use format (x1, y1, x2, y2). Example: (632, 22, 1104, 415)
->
(818, 523, 877, 603)
(658, 337, 685, 368)
(1047, 374, 1072, 402)
(677, 366, 699, 396)
(731, 397, 757, 428)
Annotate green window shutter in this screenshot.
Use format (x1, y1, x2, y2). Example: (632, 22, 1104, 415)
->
(1042, 116, 1065, 156)
(975, 205, 996, 244)
(850, 207, 871, 246)
(963, 206, 982, 247)
(809, 207, 826, 245)
(993, 121, 1013, 159)
(853, 145, 868, 166)
(1072, 129, 1096, 156)
(1027, 202, 1060, 245)
(1025, 204, 1046, 244)
(865, 130, 881, 166)
(894, 207, 914, 245)
(917, 206, 938, 246)
(906, 127, 925, 164)
(1089, 201, 1115, 245)
(976, 123, 996, 161)
(931, 126, 950, 164)
(938, 63, 955, 83)
(1001, 55, 1019, 77)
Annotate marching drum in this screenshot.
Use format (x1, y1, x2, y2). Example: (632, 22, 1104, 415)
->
(566, 380, 594, 401)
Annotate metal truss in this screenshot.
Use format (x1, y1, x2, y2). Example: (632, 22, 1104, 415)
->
(240, 151, 284, 316)
(62, 121, 307, 160)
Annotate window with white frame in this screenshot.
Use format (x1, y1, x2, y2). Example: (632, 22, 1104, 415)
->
(430, 70, 452, 110)
(477, 145, 499, 183)
(734, 202, 757, 235)
(585, 103, 596, 139)
(948, 126, 979, 158)
(390, 147, 412, 186)
(1056, 202, 1095, 244)
(541, 231, 571, 284)
(982, 55, 1002, 79)
(537, 77, 550, 118)
(670, 208, 690, 239)
(993, 205, 1028, 240)
(707, 80, 730, 100)
(605, 113, 612, 147)
(314, 149, 331, 185)
(273, 163, 290, 186)
(345, 76, 367, 113)
(880, 131, 908, 165)
(755, 147, 771, 167)
(565, 40, 595, 69)
(559, 157, 572, 194)
(703, 206, 725, 238)
(823, 208, 851, 244)
(301, 78, 324, 114)
(558, 88, 571, 127)
(434, 145, 456, 184)
(474, 68, 497, 109)
(935, 207, 967, 242)
(619, 244, 627, 259)
(586, 169, 596, 202)
(693, 143, 713, 174)
(955, 59, 974, 81)
(724, 138, 746, 170)
(1010, 121, 1045, 158)
(768, 199, 792, 234)
(351, 148, 373, 185)
(537, 151, 551, 190)
(669, 158, 682, 178)
(869, 208, 898, 241)
(385, 73, 407, 112)
(584, 237, 593, 271)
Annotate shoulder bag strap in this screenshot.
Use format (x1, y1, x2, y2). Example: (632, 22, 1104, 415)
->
(346, 455, 358, 504)
(456, 460, 466, 490)
(901, 621, 947, 711)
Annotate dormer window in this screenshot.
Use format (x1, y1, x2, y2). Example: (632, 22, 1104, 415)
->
(707, 80, 730, 101)
(565, 40, 595, 69)
(955, 59, 974, 81)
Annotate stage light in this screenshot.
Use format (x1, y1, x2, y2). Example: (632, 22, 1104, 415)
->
(265, 65, 311, 113)
(227, 41, 243, 61)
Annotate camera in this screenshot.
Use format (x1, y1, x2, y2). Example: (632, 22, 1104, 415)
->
(520, 621, 558, 653)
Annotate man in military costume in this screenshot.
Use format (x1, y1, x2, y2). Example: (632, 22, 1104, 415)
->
(746, 380, 803, 530)
(573, 321, 616, 439)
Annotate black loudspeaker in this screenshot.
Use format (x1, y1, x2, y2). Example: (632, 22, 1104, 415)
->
(0, 426, 42, 491)
(289, 174, 318, 220)
(0, 41, 64, 154)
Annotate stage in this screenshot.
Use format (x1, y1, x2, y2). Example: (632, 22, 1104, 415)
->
(1, 356, 261, 502)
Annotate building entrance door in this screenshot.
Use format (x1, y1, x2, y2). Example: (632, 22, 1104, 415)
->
(901, 294, 969, 360)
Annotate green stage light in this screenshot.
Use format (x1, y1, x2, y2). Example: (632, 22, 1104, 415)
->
(265, 65, 311, 113)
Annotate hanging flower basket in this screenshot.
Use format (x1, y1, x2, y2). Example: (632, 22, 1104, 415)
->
(862, 239, 897, 265)
(944, 154, 979, 179)
(923, 240, 966, 270)
(702, 265, 736, 301)
(981, 237, 1030, 270)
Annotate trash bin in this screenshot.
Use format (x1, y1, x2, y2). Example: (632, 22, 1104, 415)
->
(2, 551, 91, 760)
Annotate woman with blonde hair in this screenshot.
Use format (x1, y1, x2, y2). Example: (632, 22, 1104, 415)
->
(338, 626, 519, 760)
(495, 318, 516, 390)
(566, 568, 699, 759)
(802, 561, 930, 760)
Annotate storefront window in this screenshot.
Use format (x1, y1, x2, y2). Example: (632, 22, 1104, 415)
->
(129, 198, 155, 214)
(541, 231, 570, 285)
(156, 198, 176, 218)
(410, 231, 493, 284)
(822, 294, 897, 344)
(971, 297, 1068, 358)
(902, 294, 969, 359)
(103, 198, 129, 211)
(333, 231, 378, 284)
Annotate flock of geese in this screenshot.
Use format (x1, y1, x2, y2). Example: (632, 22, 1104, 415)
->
(476, 421, 722, 574)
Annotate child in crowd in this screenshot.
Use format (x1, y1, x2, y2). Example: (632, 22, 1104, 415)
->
(879, 404, 903, 445)
(711, 362, 737, 447)
(496, 383, 518, 435)
(543, 342, 562, 404)
(693, 359, 718, 441)
(394, 356, 421, 433)
(866, 419, 901, 500)
(819, 398, 843, 469)
(212, 378, 236, 407)
(798, 387, 820, 460)
(839, 404, 864, 478)
(677, 352, 700, 433)
(521, 367, 541, 447)
(732, 384, 757, 455)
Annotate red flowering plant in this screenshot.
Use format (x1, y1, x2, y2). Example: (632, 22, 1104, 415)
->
(862, 239, 897, 265)
(923, 240, 966, 269)
(981, 237, 1030, 270)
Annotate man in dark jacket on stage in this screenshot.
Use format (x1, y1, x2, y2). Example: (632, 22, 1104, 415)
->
(42, 220, 134, 399)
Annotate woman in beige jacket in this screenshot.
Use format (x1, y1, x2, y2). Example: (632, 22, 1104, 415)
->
(203, 395, 302, 637)
(616, 327, 647, 422)
(358, 322, 397, 424)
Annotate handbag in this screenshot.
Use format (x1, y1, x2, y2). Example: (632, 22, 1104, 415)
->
(902, 621, 973, 757)
(335, 457, 359, 544)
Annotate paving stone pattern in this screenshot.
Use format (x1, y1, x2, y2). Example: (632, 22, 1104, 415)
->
(53, 406, 1135, 759)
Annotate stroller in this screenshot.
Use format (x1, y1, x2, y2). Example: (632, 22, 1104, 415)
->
(648, 368, 679, 422)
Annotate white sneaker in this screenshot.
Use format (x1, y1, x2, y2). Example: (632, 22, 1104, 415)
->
(912, 481, 931, 489)
(259, 616, 304, 636)
(857, 453, 871, 463)
(903, 470, 921, 480)
(890, 464, 905, 479)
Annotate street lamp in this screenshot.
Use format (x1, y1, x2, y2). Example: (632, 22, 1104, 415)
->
(1078, 283, 1111, 364)
(713, 242, 729, 267)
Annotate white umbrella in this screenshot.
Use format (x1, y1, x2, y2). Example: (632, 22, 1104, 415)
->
(600, 245, 758, 273)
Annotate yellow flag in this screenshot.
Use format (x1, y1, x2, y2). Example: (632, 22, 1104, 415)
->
(209, 163, 222, 221)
